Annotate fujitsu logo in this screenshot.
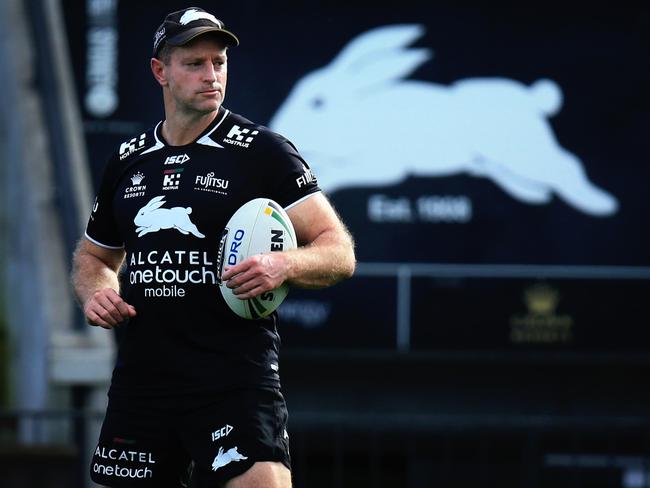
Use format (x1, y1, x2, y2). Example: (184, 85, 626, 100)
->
(195, 172, 229, 194)
(296, 164, 316, 188)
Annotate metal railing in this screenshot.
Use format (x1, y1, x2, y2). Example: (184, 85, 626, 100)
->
(353, 262, 650, 352)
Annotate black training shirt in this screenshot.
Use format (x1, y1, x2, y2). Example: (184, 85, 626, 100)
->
(85, 107, 320, 397)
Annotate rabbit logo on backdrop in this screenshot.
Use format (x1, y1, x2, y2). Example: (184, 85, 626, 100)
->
(270, 24, 619, 217)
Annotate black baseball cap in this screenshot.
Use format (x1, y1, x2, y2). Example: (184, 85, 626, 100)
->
(153, 7, 239, 57)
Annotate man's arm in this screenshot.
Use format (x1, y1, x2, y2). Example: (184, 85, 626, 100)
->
(222, 193, 356, 299)
(71, 238, 136, 329)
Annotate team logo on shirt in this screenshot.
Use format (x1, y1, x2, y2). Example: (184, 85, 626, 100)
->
(133, 195, 205, 238)
(162, 168, 184, 190)
(211, 446, 248, 472)
(124, 172, 147, 199)
(223, 124, 258, 148)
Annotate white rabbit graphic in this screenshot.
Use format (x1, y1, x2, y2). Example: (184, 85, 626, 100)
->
(270, 24, 618, 216)
(133, 195, 205, 238)
(211, 446, 248, 471)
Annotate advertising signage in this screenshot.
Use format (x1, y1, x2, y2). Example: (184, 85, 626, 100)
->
(63, 1, 650, 353)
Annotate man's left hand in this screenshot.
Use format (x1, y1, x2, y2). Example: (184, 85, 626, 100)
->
(222, 252, 290, 300)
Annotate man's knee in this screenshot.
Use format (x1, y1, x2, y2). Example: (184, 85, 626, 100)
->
(224, 461, 291, 488)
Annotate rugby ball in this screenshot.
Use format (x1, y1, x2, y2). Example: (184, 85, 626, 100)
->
(217, 198, 297, 319)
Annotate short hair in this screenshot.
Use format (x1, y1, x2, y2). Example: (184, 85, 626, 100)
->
(156, 42, 173, 65)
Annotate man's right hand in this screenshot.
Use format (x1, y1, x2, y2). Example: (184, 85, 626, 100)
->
(84, 288, 137, 329)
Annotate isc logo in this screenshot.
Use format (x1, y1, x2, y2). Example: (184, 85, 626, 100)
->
(164, 154, 190, 165)
(211, 424, 233, 442)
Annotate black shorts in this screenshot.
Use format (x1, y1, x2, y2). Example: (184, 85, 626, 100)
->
(90, 388, 291, 487)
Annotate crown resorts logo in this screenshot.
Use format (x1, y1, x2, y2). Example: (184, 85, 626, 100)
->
(124, 172, 147, 199)
(510, 283, 573, 344)
(131, 172, 145, 185)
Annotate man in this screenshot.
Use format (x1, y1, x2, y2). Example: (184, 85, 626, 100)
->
(72, 7, 355, 487)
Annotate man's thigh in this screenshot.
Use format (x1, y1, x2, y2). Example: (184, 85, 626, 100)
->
(90, 396, 191, 487)
(182, 388, 291, 487)
(224, 461, 291, 488)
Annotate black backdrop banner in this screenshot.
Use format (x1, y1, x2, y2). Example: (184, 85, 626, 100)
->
(62, 1, 650, 353)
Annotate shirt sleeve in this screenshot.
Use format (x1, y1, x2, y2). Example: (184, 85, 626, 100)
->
(84, 155, 124, 249)
(266, 137, 321, 210)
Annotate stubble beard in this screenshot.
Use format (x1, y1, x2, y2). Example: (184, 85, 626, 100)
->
(178, 94, 222, 118)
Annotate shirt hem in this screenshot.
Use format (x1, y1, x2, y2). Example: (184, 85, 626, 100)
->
(84, 231, 124, 250)
(284, 190, 321, 211)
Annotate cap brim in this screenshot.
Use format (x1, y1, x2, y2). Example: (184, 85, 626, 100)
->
(167, 26, 239, 48)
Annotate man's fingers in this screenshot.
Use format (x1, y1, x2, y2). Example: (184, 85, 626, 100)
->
(223, 254, 287, 300)
(226, 268, 267, 295)
(84, 289, 136, 328)
(231, 277, 260, 296)
(234, 284, 266, 300)
(86, 309, 114, 329)
(95, 304, 120, 326)
(95, 293, 127, 324)
(104, 289, 136, 318)
(225, 270, 250, 290)
(224, 256, 265, 288)
(107, 292, 134, 319)
(222, 261, 250, 281)
(222, 265, 233, 281)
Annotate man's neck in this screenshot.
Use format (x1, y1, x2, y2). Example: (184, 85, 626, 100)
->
(161, 108, 220, 146)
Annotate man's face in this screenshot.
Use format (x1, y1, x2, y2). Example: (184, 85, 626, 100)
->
(162, 36, 228, 115)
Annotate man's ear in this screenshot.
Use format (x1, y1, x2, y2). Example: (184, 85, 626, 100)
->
(151, 57, 168, 87)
